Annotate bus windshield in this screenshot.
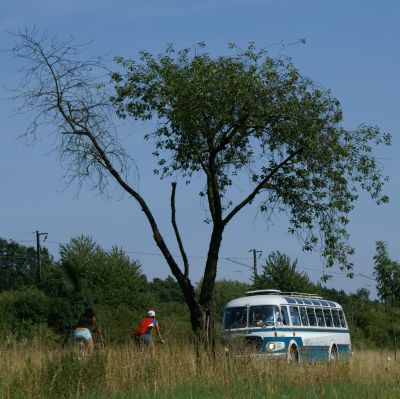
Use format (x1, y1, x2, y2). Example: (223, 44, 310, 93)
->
(249, 305, 279, 327)
(223, 307, 247, 329)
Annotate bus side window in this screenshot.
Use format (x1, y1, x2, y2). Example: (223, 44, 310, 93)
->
(323, 309, 333, 327)
(299, 307, 309, 326)
(338, 310, 347, 328)
(280, 306, 290, 326)
(289, 306, 301, 326)
(315, 308, 326, 327)
(307, 307, 317, 326)
(332, 309, 341, 327)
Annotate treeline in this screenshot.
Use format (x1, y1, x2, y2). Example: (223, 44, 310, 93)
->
(0, 236, 398, 349)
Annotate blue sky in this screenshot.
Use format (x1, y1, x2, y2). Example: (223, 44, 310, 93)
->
(1, 0, 399, 297)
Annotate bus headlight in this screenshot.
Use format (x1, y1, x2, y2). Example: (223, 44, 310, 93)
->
(267, 343, 275, 351)
(266, 341, 285, 352)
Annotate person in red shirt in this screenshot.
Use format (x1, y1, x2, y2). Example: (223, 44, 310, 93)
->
(133, 310, 164, 359)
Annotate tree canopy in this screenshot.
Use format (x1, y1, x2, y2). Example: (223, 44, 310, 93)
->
(0, 238, 52, 291)
(254, 251, 314, 293)
(374, 241, 400, 307)
(112, 44, 390, 272)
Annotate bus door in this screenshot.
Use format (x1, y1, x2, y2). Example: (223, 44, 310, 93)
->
(277, 305, 291, 338)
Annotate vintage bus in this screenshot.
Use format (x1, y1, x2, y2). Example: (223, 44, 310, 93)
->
(221, 289, 351, 362)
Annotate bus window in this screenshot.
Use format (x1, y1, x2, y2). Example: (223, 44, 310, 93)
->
(323, 309, 333, 327)
(280, 306, 290, 326)
(307, 307, 317, 326)
(332, 309, 341, 327)
(249, 305, 279, 327)
(315, 308, 326, 327)
(289, 306, 301, 326)
(223, 307, 247, 329)
(299, 307, 309, 326)
(338, 310, 347, 328)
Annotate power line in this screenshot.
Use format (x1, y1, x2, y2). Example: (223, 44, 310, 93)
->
(9, 232, 35, 241)
(225, 258, 253, 270)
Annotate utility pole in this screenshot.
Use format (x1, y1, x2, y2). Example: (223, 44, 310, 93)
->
(249, 249, 262, 283)
(36, 230, 47, 283)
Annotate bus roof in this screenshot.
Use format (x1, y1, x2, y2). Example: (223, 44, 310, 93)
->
(225, 291, 342, 309)
(245, 289, 322, 299)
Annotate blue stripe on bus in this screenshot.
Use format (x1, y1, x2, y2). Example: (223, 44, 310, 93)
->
(277, 327, 350, 333)
(243, 327, 350, 333)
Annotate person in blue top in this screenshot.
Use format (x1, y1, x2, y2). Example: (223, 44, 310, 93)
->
(73, 308, 104, 352)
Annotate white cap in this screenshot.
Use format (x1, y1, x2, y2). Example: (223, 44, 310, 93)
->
(147, 310, 156, 317)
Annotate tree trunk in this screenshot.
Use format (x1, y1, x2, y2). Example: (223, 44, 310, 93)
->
(188, 301, 216, 360)
(188, 224, 224, 357)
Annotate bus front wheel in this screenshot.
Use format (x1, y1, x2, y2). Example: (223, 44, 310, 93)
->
(329, 345, 338, 363)
(287, 345, 299, 364)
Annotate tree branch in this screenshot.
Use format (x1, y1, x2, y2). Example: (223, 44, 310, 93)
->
(171, 182, 190, 277)
(223, 148, 302, 226)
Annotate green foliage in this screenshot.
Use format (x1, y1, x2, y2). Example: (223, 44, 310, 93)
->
(148, 276, 190, 337)
(58, 236, 152, 307)
(0, 238, 52, 291)
(373, 241, 400, 306)
(0, 288, 50, 338)
(353, 308, 391, 347)
(112, 43, 390, 272)
(212, 280, 251, 319)
(254, 251, 314, 293)
(149, 276, 185, 303)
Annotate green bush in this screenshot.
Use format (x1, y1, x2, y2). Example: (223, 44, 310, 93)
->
(0, 288, 50, 338)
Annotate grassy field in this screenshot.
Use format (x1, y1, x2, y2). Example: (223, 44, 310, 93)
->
(1, 338, 399, 399)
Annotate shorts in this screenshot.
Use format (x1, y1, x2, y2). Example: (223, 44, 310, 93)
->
(74, 328, 92, 342)
(133, 333, 152, 345)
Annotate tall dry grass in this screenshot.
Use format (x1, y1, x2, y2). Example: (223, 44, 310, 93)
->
(1, 338, 400, 398)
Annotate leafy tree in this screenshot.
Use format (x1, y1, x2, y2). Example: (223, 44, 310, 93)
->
(58, 236, 151, 308)
(373, 241, 400, 359)
(254, 251, 315, 293)
(315, 285, 348, 305)
(11, 31, 390, 350)
(212, 279, 251, 319)
(0, 287, 50, 337)
(373, 241, 400, 308)
(149, 276, 185, 304)
(0, 238, 52, 291)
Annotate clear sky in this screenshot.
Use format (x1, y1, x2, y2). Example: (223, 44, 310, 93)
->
(1, 0, 399, 297)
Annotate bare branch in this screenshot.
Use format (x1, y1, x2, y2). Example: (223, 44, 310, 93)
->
(9, 29, 190, 287)
(170, 182, 189, 277)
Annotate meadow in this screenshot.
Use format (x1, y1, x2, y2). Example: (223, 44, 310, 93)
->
(1, 338, 399, 399)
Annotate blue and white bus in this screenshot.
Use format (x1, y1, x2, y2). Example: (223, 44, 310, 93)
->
(221, 289, 351, 362)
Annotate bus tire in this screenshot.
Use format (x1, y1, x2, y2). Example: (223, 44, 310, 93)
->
(287, 344, 299, 364)
(329, 345, 338, 363)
